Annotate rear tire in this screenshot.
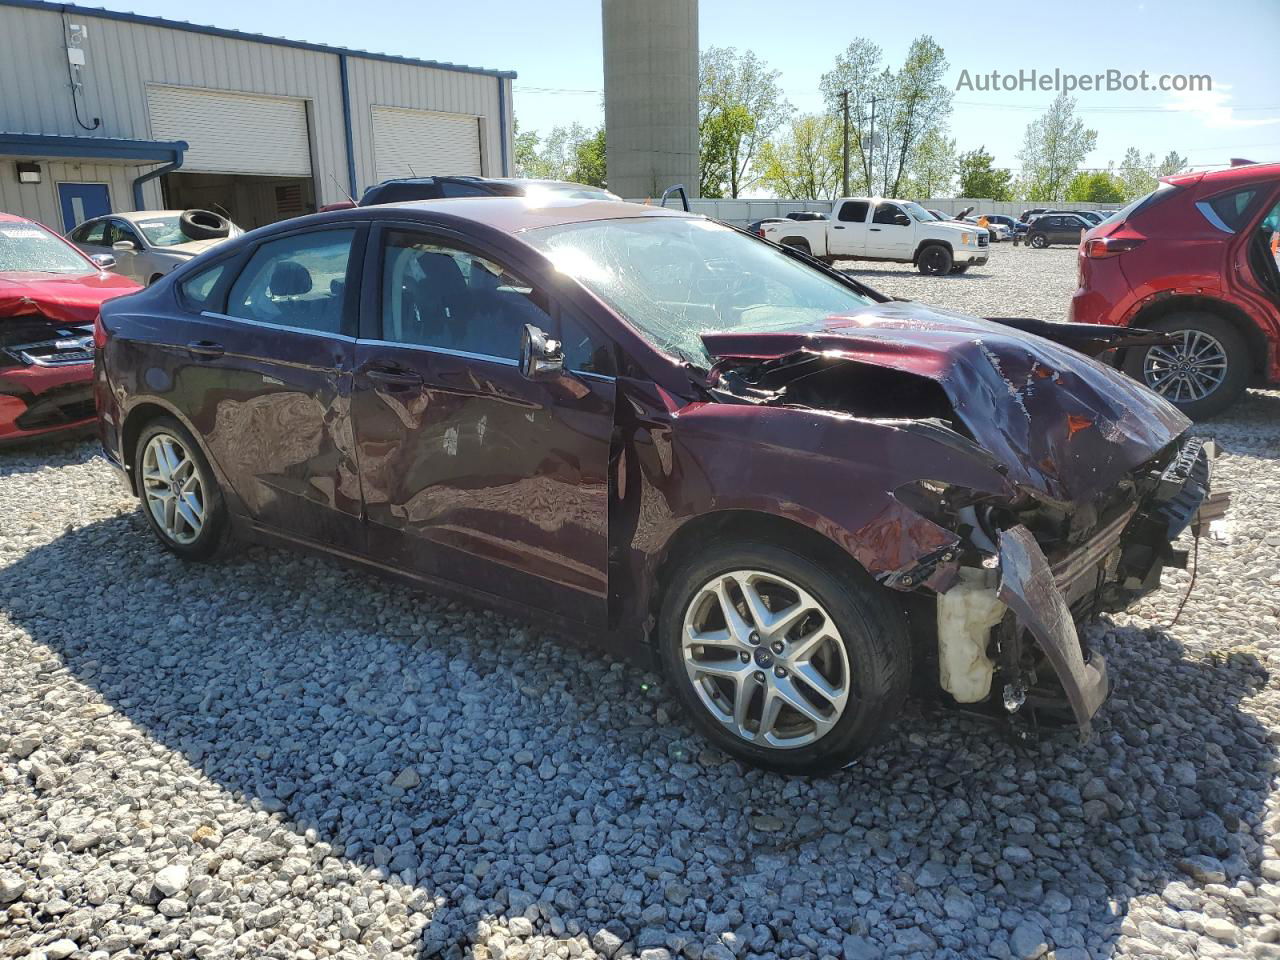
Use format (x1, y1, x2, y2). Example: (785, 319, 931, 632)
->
(1029, 234, 1049, 248)
(780, 238, 812, 257)
(132, 417, 230, 561)
(917, 244, 953, 275)
(1121, 311, 1250, 419)
(658, 539, 910, 775)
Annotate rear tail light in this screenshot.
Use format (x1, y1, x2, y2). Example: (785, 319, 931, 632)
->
(93, 311, 108, 349)
(755, 227, 766, 238)
(1083, 236, 1144, 259)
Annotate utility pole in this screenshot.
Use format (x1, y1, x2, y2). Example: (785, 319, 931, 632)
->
(840, 89, 850, 197)
(867, 94, 877, 195)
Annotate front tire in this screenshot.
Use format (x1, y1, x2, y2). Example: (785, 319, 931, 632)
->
(133, 417, 229, 560)
(917, 244, 953, 275)
(658, 539, 910, 775)
(1121, 312, 1250, 419)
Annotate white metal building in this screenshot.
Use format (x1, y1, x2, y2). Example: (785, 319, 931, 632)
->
(0, 0, 515, 232)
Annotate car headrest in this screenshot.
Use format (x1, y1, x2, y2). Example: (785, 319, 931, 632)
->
(269, 260, 312, 297)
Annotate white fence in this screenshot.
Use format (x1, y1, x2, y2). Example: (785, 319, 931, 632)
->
(630, 196, 1120, 226)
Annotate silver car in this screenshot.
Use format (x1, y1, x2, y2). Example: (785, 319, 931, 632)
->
(67, 211, 243, 286)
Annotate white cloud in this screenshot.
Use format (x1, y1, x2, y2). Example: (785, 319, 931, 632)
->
(1165, 86, 1280, 129)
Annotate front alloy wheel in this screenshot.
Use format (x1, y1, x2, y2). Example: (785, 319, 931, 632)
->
(682, 570, 850, 748)
(658, 540, 910, 774)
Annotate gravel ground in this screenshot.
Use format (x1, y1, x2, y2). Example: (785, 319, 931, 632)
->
(3, 249, 1280, 960)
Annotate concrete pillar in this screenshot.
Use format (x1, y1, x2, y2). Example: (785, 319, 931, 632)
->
(602, 0, 699, 200)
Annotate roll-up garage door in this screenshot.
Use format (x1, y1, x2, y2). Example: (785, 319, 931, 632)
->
(371, 106, 483, 182)
(147, 85, 312, 177)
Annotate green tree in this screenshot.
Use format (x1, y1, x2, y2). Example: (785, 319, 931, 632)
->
(819, 38, 885, 193)
(908, 128, 956, 198)
(820, 35, 952, 196)
(1065, 169, 1126, 203)
(956, 146, 1013, 200)
(571, 127, 607, 187)
(699, 47, 791, 197)
(1118, 146, 1157, 200)
(757, 113, 842, 200)
(513, 121, 541, 179)
(1017, 95, 1097, 201)
(1157, 150, 1188, 178)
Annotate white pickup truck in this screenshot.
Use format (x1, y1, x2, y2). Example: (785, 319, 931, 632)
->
(760, 198, 989, 275)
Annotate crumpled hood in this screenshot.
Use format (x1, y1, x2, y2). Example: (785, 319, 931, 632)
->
(0, 271, 141, 325)
(701, 302, 1190, 504)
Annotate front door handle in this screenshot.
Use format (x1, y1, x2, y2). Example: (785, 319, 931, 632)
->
(366, 365, 424, 387)
(833, 225, 845, 229)
(186, 340, 224, 359)
(869, 227, 882, 232)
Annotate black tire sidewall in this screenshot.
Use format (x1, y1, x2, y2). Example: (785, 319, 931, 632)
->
(1121, 312, 1251, 419)
(657, 540, 909, 775)
(917, 245, 952, 275)
(133, 417, 228, 560)
(179, 209, 231, 242)
(1030, 234, 1048, 248)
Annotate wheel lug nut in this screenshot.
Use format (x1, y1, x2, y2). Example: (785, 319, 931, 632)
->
(739, 652, 750, 663)
(771, 641, 784, 654)
(774, 666, 787, 678)
(748, 631, 761, 645)
(753, 671, 766, 683)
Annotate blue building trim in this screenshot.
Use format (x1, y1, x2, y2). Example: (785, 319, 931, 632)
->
(0, 132, 187, 164)
(338, 54, 359, 199)
(497, 77, 509, 176)
(2, 0, 517, 79)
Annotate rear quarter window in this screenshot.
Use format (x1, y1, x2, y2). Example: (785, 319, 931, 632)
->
(1198, 188, 1260, 234)
(179, 262, 230, 312)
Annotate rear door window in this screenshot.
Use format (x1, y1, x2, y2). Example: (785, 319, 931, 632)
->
(838, 201, 869, 223)
(226, 228, 357, 335)
(1198, 188, 1260, 234)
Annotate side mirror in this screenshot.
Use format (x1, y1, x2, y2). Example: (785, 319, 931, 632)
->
(520, 323, 564, 380)
(893, 214, 911, 226)
(112, 239, 136, 252)
(90, 253, 116, 270)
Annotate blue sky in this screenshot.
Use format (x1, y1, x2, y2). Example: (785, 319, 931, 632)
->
(92, 0, 1280, 173)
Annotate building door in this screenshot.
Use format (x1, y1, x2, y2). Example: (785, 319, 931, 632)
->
(57, 183, 111, 232)
(371, 106, 483, 182)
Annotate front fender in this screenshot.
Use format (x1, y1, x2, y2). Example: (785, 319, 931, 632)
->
(658, 402, 1015, 584)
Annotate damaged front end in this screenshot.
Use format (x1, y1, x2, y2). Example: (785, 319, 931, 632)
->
(699, 308, 1229, 736)
(0, 315, 97, 442)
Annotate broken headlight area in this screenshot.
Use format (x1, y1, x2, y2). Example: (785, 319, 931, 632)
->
(896, 434, 1225, 736)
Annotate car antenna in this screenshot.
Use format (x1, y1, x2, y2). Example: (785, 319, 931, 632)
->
(327, 172, 356, 206)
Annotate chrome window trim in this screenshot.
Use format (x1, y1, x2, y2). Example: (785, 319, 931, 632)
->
(200, 311, 357, 343)
(358, 337, 616, 381)
(1195, 200, 1236, 235)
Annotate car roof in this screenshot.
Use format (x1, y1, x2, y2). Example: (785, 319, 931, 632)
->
(0, 212, 35, 224)
(368, 196, 696, 234)
(1168, 161, 1280, 188)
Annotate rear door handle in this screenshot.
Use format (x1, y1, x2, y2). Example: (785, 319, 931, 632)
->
(366, 365, 424, 387)
(186, 340, 224, 359)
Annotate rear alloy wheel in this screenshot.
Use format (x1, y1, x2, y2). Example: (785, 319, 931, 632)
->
(1122, 312, 1250, 419)
(134, 417, 229, 560)
(917, 245, 953, 275)
(659, 540, 909, 774)
(1029, 234, 1049, 248)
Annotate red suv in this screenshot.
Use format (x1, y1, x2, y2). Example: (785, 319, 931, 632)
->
(1071, 162, 1280, 418)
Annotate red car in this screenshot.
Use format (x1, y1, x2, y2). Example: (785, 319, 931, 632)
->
(96, 198, 1220, 773)
(1, 213, 141, 445)
(1071, 162, 1280, 418)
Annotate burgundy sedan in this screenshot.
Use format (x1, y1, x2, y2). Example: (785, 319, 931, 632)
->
(1, 213, 140, 444)
(96, 198, 1219, 774)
